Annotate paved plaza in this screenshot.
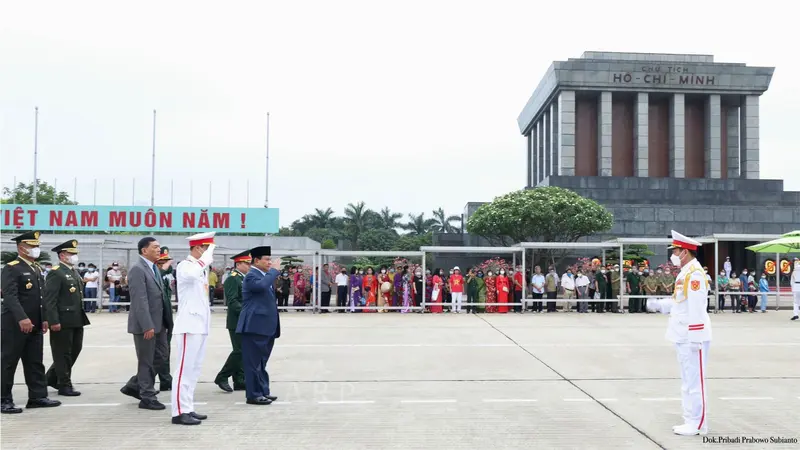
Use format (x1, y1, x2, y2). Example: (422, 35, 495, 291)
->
(2, 311, 798, 449)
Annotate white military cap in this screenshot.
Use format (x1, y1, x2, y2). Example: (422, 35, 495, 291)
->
(668, 230, 701, 251)
(187, 231, 216, 247)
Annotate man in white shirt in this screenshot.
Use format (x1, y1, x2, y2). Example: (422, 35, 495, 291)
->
(171, 232, 216, 426)
(561, 269, 576, 312)
(530, 266, 545, 313)
(83, 264, 100, 313)
(575, 270, 591, 313)
(335, 268, 349, 312)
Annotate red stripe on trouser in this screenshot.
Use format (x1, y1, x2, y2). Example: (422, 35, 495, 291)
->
(176, 334, 187, 415)
(698, 348, 705, 430)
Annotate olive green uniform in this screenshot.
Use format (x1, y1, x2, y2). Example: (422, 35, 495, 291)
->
(44, 264, 90, 390)
(215, 269, 245, 389)
(642, 275, 658, 312)
(626, 271, 641, 313)
(610, 271, 621, 313)
(594, 271, 607, 312)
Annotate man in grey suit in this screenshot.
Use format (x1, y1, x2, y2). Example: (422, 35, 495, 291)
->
(120, 237, 171, 410)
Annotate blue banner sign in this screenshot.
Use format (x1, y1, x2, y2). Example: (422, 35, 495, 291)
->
(1, 205, 279, 234)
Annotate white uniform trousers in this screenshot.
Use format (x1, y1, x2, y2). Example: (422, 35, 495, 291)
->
(171, 333, 208, 417)
(675, 341, 710, 430)
(793, 292, 800, 316)
(451, 292, 463, 312)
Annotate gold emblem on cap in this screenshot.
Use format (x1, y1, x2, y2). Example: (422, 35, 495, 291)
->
(34, 232, 40, 239)
(72, 240, 77, 247)
(69, 286, 76, 293)
(26, 281, 33, 290)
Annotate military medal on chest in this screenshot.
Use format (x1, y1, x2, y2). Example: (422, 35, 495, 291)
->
(25, 280, 33, 290)
(70, 286, 77, 293)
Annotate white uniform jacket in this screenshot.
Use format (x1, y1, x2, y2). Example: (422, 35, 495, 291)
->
(791, 268, 800, 293)
(173, 245, 216, 335)
(666, 259, 712, 344)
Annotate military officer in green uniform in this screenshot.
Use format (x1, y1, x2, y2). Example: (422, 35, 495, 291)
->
(215, 250, 251, 392)
(610, 264, 621, 313)
(44, 240, 91, 396)
(642, 269, 658, 313)
(1, 231, 61, 414)
(626, 265, 641, 313)
(156, 247, 174, 391)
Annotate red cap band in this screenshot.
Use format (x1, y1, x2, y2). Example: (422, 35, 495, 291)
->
(672, 240, 698, 251)
(189, 237, 215, 247)
(233, 255, 251, 263)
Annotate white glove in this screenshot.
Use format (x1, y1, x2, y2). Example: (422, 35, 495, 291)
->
(200, 243, 216, 266)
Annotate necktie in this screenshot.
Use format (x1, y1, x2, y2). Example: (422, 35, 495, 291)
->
(152, 264, 162, 287)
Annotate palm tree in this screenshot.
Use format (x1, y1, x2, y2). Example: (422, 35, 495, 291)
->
(344, 201, 374, 249)
(431, 208, 462, 234)
(378, 207, 403, 230)
(308, 207, 336, 228)
(401, 213, 436, 236)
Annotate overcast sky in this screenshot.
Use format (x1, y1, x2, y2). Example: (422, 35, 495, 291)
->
(1, 0, 796, 227)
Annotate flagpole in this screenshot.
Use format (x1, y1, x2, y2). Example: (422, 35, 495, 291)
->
(33, 107, 39, 204)
(265, 112, 270, 208)
(151, 109, 156, 207)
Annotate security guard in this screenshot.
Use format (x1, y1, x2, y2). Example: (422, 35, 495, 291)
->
(44, 240, 91, 396)
(156, 247, 174, 391)
(215, 250, 250, 392)
(1, 231, 61, 413)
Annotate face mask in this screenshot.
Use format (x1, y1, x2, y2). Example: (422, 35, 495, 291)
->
(69, 255, 79, 265)
(282, 272, 288, 276)
(112, 266, 119, 270)
(601, 270, 606, 274)
(449, 271, 454, 275)
(425, 271, 431, 275)
(27, 247, 41, 259)
(742, 271, 747, 275)
(487, 273, 493, 277)
(415, 272, 421, 277)
(499, 271, 505, 275)
(670, 253, 681, 267)
(89, 268, 95, 272)
(359, 271, 364, 275)
(720, 273, 724, 276)
(381, 269, 386, 274)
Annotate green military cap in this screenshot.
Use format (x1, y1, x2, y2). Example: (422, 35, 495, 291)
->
(231, 250, 251, 263)
(157, 246, 173, 262)
(11, 230, 41, 246)
(51, 239, 79, 254)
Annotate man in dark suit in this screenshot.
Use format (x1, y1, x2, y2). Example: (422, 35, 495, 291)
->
(44, 239, 91, 396)
(215, 250, 250, 393)
(236, 246, 281, 405)
(120, 237, 171, 411)
(155, 247, 174, 391)
(1, 231, 61, 414)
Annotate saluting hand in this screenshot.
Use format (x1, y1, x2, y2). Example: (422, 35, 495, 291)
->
(18, 318, 33, 334)
(270, 258, 282, 270)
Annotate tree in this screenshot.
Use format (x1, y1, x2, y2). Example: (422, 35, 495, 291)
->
(377, 207, 403, 230)
(392, 233, 432, 251)
(307, 208, 336, 228)
(304, 227, 342, 246)
(2, 181, 77, 205)
(358, 229, 399, 251)
(606, 244, 655, 267)
(466, 187, 614, 265)
(321, 239, 336, 249)
(431, 208, 462, 234)
(401, 213, 436, 236)
(344, 201, 375, 249)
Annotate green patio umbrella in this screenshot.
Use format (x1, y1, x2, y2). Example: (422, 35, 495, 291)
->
(746, 230, 800, 253)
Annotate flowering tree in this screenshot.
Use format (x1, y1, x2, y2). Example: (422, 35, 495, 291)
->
(467, 187, 613, 267)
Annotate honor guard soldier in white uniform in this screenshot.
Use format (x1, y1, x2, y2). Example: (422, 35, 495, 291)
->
(648, 230, 712, 436)
(171, 232, 216, 426)
(791, 258, 800, 321)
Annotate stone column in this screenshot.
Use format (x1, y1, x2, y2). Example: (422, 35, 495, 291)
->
(545, 105, 554, 176)
(556, 91, 574, 176)
(527, 133, 533, 187)
(740, 95, 760, 179)
(669, 93, 686, 178)
(705, 94, 722, 178)
(633, 92, 649, 177)
(726, 106, 740, 178)
(598, 92, 612, 176)
(538, 118, 546, 180)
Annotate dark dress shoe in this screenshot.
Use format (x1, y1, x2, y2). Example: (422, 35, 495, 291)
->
(138, 399, 166, 410)
(1, 402, 23, 414)
(216, 381, 233, 393)
(190, 411, 207, 420)
(159, 384, 172, 391)
(26, 398, 61, 408)
(246, 397, 272, 405)
(265, 395, 277, 401)
(233, 384, 246, 391)
(120, 386, 141, 400)
(58, 387, 81, 397)
(172, 413, 201, 425)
